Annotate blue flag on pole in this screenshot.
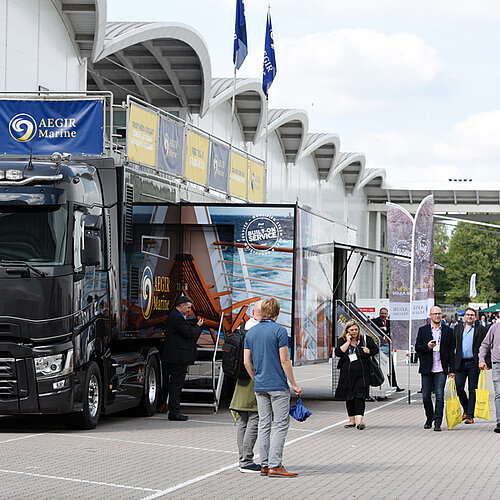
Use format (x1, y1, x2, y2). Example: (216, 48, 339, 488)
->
(263, 8, 277, 96)
(233, 0, 248, 69)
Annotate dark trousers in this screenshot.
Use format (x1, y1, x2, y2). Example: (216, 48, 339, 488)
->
(421, 371, 447, 425)
(389, 359, 399, 387)
(161, 362, 188, 416)
(455, 359, 479, 418)
(346, 398, 366, 416)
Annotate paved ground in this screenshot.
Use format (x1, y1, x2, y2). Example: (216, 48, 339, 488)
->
(1, 361, 499, 499)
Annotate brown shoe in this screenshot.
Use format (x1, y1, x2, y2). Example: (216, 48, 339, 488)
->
(260, 467, 269, 476)
(464, 418, 474, 424)
(268, 466, 298, 478)
(462, 412, 467, 421)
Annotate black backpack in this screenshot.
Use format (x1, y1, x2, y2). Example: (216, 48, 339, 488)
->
(221, 326, 250, 379)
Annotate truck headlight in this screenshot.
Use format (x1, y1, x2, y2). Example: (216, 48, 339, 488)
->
(34, 349, 73, 379)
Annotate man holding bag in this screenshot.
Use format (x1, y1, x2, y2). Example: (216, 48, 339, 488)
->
(415, 306, 455, 432)
(478, 322, 500, 433)
(453, 308, 488, 424)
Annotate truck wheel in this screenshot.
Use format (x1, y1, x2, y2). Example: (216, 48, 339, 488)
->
(66, 361, 102, 430)
(135, 356, 159, 417)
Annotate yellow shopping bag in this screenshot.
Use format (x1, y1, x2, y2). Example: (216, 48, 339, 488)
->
(445, 377, 462, 430)
(475, 369, 490, 420)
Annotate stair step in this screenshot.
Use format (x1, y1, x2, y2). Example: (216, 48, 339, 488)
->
(182, 388, 215, 393)
(180, 402, 217, 408)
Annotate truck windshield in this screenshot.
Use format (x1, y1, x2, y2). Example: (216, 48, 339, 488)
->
(0, 206, 67, 265)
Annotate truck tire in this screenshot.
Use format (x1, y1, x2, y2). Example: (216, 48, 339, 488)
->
(66, 361, 102, 430)
(135, 356, 159, 417)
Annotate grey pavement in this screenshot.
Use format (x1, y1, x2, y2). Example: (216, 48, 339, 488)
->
(1, 361, 499, 499)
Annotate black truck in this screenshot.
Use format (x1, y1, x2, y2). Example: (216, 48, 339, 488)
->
(0, 154, 165, 429)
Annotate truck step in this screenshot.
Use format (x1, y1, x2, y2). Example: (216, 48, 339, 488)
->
(182, 388, 215, 393)
(180, 402, 217, 408)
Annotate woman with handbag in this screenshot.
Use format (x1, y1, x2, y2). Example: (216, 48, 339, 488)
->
(335, 320, 379, 430)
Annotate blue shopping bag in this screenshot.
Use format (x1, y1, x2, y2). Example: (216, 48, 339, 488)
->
(289, 398, 312, 422)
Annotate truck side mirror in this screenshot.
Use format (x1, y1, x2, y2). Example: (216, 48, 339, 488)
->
(82, 234, 101, 266)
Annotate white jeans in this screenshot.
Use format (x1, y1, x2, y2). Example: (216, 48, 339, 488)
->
(255, 389, 290, 469)
(492, 363, 500, 425)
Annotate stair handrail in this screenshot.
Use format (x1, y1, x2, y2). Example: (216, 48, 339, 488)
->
(212, 313, 224, 391)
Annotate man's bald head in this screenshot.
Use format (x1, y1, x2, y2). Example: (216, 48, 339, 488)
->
(252, 300, 263, 321)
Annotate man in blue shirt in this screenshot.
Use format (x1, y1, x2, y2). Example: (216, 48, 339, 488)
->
(454, 307, 488, 424)
(244, 297, 302, 478)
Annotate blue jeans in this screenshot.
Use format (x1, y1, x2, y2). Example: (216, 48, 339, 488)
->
(421, 371, 447, 425)
(455, 360, 479, 418)
(255, 389, 290, 469)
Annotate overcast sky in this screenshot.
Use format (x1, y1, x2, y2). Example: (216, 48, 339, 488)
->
(108, 0, 500, 184)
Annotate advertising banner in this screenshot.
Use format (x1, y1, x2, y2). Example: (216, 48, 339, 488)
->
(208, 142, 230, 191)
(294, 208, 335, 364)
(185, 130, 209, 185)
(387, 203, 413, 349)
(248, 160, 265, 203)
(157, 117, 184, 176)
(127, 104, 158, 167)
(230, 152, 248, 199)
(0, 99, 104, 155)
(411, 195, 434, 345)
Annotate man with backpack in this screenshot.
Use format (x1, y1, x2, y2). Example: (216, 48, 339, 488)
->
(228, 300, 262, 474)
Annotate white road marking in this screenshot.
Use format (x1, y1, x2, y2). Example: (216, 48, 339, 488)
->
(0, 434, 44, 444)
(296, 374, 331, 383)
(140, 393, 415, 499)
(0, 469, 161, 492)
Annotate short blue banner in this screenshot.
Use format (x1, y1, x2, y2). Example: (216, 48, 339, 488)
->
(0, 99, 104, 155)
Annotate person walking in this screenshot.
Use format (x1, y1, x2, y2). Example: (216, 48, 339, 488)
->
(335, 320, 379, 430)
(415, 306, 455, 431)
(159, 296, 203, 421)
(478, 322, 499, 433)
(229, 300, 262, 474)
(453, 307, 488, 424)
(244, 297, 302, 478)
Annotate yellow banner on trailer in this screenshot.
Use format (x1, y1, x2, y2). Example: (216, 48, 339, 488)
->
(230, 152, 248, 199)
(248, 160, 265, 202)
(127, 104, 158, 167)
(185, 130, 209, 185)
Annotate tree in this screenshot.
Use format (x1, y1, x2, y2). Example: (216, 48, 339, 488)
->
(441, 222, 500, 304)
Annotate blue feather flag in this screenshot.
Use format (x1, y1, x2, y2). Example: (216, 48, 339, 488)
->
(262, 8, 277, 96)
(233, 0, 248, 69)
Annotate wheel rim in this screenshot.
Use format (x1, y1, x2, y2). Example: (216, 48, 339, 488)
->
(88, 374, 100, 418)
(147, 366, 157, 405)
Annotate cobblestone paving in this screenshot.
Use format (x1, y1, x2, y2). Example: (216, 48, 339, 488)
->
(1, 362, 498, 499)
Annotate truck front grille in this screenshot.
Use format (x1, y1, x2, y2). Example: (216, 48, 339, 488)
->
(0, 358, 17, 396)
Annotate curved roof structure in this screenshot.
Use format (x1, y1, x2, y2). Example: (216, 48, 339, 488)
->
(327, 152, 366, 193)
(259, 109, 308, 164)
(59, 0, 105, 61)
(88, 21, 212, 115)
(298, 133, 340, 181)
(209, 78, 265, 143)
(355, 168, 386, 191)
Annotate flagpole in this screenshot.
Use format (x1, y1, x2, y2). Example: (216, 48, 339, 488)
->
(230, 62, 237, 148)
(265, 94, 269, 175)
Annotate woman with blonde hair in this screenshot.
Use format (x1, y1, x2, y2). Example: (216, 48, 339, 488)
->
(335, 320, 379, 429)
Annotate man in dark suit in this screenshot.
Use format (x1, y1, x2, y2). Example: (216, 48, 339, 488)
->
(415, 306, 455, 431)
(372, 308, 404, 392)
(454, 307, 488, 424)
(160, 296, 203, 421)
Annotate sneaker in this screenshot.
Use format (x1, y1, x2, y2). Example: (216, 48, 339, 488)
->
(494, 425, 500, 433)
(464, 418, 474, 424)
(239, 463, 261, 474)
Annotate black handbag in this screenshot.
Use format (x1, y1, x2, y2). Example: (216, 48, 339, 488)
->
(369, 357, 385, 387)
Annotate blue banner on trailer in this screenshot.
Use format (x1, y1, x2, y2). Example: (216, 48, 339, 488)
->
(0, 99, 104, 155)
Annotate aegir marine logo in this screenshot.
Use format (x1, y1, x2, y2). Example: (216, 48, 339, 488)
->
(9, 113, 77, 142)
(242, 215, 283, 253)
(9, 113, 37, 142)
(141, 267, 154, 319)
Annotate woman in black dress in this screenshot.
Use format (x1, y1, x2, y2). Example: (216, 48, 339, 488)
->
(335, 320, 379, 429)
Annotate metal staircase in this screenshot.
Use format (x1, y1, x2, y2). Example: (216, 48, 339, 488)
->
(180, 315, 225, 412)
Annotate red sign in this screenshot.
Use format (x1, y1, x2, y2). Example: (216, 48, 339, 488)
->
(360, 307, 375, 313)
